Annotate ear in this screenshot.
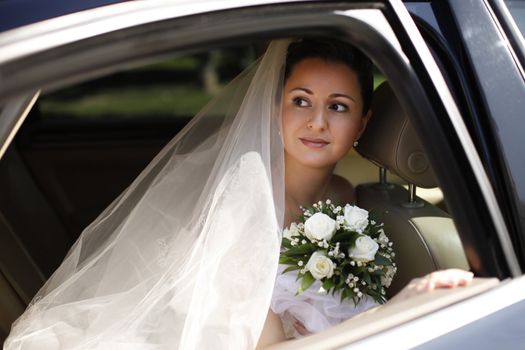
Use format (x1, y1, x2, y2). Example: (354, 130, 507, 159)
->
(357, 109, 372, 140)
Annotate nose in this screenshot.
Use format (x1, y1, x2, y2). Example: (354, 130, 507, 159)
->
(307, 107, 327, 131)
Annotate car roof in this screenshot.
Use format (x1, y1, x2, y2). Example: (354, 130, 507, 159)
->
(0, 0, 128, 32)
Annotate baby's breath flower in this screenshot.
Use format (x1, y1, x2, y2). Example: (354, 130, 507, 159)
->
(328, 251, 334, 256)
(301, 239, 307, 244)
(357, 291, 363, 298)
(371, 220, 376, 225)
(298, 261, 304, 266)
(350, 261, 356, 266)
(353, 276, 359, 282)
(353, 287, 359, 293)
(349, 282, 354, 288)
(326, 199, 331, 205)
(313, 203, 318, 208)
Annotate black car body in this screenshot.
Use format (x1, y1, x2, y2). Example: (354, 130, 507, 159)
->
(1, 0, 525, 348)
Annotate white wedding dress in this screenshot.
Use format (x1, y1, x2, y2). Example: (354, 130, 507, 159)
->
(4, 39, 374, 350)
(271, 264, 378, 339)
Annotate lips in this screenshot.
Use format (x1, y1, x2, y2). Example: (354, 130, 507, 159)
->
(299, 137, 330, 148)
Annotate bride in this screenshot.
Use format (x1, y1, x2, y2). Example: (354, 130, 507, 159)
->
(4, 38, 472, 350)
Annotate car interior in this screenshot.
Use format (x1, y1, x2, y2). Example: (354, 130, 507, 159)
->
(0, 40, 496, 345)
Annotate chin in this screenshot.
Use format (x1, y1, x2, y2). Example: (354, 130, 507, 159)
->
(297, 156, 338, 169)
(285, 147, 341, 169)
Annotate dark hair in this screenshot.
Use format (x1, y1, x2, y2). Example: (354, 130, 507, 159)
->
(284, 38, 373, 115)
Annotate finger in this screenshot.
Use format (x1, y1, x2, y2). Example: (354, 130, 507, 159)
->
(293, 320, 309, 336)
(430, 270, 474, 289)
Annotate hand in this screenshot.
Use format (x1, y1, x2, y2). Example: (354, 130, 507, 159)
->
(390, 268, 474, 303)
(293, 318, 311, 336)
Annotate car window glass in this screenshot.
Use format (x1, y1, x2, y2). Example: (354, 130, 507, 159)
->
(37, 46, 259, 121)
(505, 0, 525, 36)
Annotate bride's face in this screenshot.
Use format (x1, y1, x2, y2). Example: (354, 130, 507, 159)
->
(282, 58, 371, 169)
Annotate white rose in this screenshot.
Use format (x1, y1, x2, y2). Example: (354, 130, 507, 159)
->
(304, 212, 336, 241)
(344, 205, 369, 233)
(283, 222, 301, 240)
(306, 252, 335, 280)
(348, 235, 379, 262)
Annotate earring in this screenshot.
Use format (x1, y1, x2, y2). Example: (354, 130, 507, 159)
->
(353, 140, 359, 147)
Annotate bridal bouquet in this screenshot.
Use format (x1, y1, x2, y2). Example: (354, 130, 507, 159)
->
(280, 200, 396, 305)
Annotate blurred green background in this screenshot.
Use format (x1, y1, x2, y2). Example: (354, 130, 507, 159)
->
(39, 45, 385, 120)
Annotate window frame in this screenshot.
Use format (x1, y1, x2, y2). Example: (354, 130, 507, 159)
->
(0, 0, 522, 346)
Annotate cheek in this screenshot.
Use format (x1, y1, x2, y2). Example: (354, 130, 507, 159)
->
(281, 107, 303, 143)
(331, 117, 361, 153)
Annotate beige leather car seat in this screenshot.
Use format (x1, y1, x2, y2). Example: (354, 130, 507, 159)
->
(355, 82, 469, 298)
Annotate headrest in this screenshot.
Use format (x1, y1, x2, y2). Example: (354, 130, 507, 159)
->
(356, 82, 437, 188)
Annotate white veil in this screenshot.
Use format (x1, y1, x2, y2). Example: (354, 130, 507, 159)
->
(5, 40, 289, 350)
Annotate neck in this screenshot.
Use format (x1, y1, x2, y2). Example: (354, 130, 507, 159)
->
(284, 152, 335, 209)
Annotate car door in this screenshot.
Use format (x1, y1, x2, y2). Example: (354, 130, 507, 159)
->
(0, 0, 523, 348)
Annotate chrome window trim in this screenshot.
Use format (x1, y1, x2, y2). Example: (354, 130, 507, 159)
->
(0, 91, 40, 161)
(389, 0, 522, 277)
(339, 9, 405, 57)
(0, 0, 304, 65)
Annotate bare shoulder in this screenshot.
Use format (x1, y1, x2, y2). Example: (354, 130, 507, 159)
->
(326, 174, 355, 205)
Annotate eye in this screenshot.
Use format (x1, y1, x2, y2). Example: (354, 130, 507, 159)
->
(293, 97, 310, 107)
(328, 103, 348, 112)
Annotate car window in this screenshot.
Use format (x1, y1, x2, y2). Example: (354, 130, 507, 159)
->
(36, 46, 258, 121)
(504, 0, 525, 36)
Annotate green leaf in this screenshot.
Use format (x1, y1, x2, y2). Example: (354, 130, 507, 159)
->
(282, 265, 301, 274)
(322, 278, 335, 291)
(279, 256, 297, 265)
(363, 273, 372, 285)
(285, 244, 316, 256)
(374, 254, 391, 266)
(281, 238, 293, 249)
(297, 272, 315, 294)
(340, 288, 351, 302)
(332, 231, 355, 243)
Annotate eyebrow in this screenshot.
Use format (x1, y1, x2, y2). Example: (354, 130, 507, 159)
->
(289, 87, 356, 102)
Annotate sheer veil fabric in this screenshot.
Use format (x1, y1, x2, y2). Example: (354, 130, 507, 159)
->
(5, 41, 289, 350)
